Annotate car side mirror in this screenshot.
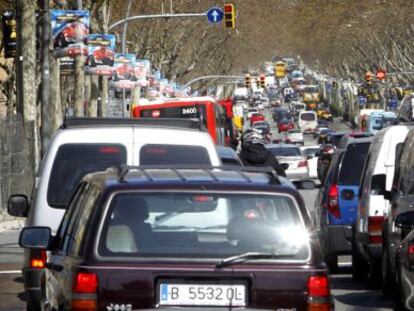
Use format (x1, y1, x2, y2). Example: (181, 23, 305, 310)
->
(294, 180, 316, 190)
(19, 227, 51, 250)
(396, 211, 414, 229)
(8, 194, 29, 217)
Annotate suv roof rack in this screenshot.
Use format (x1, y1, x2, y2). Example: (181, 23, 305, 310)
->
(61, 117, 205, 131)
(110, 165, 281, 185)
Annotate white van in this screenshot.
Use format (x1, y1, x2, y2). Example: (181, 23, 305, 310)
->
(8, 117, 221, 311)
(298, 111, 318, 133)
(353, 124, 413, 281)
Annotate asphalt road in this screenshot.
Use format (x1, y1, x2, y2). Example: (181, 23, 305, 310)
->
(0, 109, 395, 310)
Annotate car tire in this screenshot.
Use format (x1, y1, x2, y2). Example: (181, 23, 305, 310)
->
(368, 258, 382, 288)
(26, 300, 41, 311)
(352, 240, 368, 281)
(325, 253, 338, 274)
(382, 247, 395, 297)
(395, 259, 408, 311)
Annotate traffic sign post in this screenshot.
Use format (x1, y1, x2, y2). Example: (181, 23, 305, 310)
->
(206, 7, 224, 24)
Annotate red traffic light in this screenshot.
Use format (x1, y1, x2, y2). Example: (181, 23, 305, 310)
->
(260, 74, 266, 81)
(224, 4, 234, 13)
(376, 69, 386, 81)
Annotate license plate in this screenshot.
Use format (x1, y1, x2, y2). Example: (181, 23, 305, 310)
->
(159, 283, 246, 306)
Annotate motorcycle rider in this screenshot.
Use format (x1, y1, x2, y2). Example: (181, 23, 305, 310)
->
(239, 131, 286, 177)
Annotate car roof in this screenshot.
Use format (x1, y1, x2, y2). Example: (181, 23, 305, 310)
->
(82, 166, 302, 197)
(266, 143, 300, 148)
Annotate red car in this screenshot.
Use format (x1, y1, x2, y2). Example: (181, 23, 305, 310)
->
(54, 21, 88, 48)
(250, 113, 265, 126)
(87, 46, 115, 67)
(278, 118, 295, 132)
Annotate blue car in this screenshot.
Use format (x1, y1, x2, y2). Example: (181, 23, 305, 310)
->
(314, 137, 372, 272)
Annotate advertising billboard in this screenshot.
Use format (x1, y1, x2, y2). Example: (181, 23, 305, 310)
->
(85, 34, 115, 75)
(2, 11, 17, 58)
(51, 10, 89, 58)
(109, 53, 136, 90)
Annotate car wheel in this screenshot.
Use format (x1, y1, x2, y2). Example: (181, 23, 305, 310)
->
(26, 300, 41, 311)
(368, 258, 382, 288)
(382, 247, 395, 297)
(352, 240, 368, 281)
(325, 253, 338, 274)
(395, 259, 409, 311)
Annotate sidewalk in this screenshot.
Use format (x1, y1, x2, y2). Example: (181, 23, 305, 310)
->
(0, 212, 24, 233)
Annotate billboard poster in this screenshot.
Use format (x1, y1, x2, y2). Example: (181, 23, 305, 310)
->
(51, 10, 89, 58)
(85, 34, 115, 75)
(109, 53, 137, 90)
(2, 11, 17, 58)
(134, 59, 150, 87)
(60, 56, 75, 75)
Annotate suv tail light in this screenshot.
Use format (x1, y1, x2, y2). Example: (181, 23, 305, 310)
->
(298, 159, 308, 167)
(327, 184, 340, 218)
(30, 250, 46, 269)
(307, 275, 332, 311)
(72, 272, 98, 310)
(368, 216, 385, 244)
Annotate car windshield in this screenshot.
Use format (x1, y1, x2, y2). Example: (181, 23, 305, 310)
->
(338, 142, 371, 185)
(300, 113, 316, 121)
(302, 148, 319, 157)
(267, 147, 301, 157)
(99, 192, 309, 260)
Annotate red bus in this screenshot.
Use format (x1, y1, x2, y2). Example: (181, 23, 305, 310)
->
(132, 97, 227, 145)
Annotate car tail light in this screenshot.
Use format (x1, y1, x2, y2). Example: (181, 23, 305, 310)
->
(30, 250, 46, 269)
(72, 272, 98, 311)
(307, 275, 332, 311)
(298, 159, 308, 167)
(368, 216, 385, 244)
(326, 184, 340, 218)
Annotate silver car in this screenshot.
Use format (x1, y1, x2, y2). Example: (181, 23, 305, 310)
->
(265, 144, 309, 181)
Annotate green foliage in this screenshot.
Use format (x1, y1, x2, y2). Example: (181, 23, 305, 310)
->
(330, 104, 343, 117)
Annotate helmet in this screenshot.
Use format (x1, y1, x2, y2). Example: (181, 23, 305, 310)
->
(242, 130, 264, 147)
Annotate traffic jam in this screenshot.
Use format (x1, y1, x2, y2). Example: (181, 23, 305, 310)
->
(2, 2, 414, 311)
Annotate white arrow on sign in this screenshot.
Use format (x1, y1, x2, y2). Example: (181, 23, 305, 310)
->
(211, 10, 219, 22)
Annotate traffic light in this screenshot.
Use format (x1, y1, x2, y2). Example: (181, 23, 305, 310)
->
(364, 71, 372, 82)
(256, 78, 260, 88)
(244, 74, 251, 88)
(224, 4, 235, 29)
(260, 74, 266, 88)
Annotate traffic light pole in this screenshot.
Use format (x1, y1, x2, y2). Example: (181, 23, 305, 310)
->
(108, 13, 208, 31)
(181, 75, 243, 90)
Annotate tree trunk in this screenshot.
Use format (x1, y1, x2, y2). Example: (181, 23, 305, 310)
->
(16, 0, 37, 122)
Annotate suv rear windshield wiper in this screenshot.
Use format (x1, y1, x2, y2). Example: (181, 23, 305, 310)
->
(216, 252, 293, 268)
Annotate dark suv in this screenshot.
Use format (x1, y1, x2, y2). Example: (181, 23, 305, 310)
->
(19, 166, 333, 311)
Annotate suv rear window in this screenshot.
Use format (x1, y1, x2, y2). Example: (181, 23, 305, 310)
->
(338, 142, 370, 185)
(140, 144, 211, 165)
(300, 113, 315, 121)
(99, 192, 309, 260)
(48, 144, 127, 208)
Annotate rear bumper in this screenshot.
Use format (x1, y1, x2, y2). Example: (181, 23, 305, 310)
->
(286, 168, 308, 181)
(326, 225, 353, 255)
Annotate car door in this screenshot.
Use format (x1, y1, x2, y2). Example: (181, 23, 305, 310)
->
(45, 183, 100, 309)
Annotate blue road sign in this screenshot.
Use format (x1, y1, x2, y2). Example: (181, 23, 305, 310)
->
(206, 7, 224, 23)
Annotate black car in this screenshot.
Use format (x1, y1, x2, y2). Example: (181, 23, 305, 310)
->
(18, 166, 332, 311)
(394, 211, 414, 310)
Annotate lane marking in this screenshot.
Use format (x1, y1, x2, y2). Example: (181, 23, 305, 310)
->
(0, 270, 21, 274)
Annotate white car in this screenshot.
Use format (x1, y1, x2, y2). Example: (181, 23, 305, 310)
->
(285, 129, 304, 145)
(300, 145, 320, 179)
(265, 144, 309, 181)
(298, 111, 318, 133)
(260, 97, 270, 108)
